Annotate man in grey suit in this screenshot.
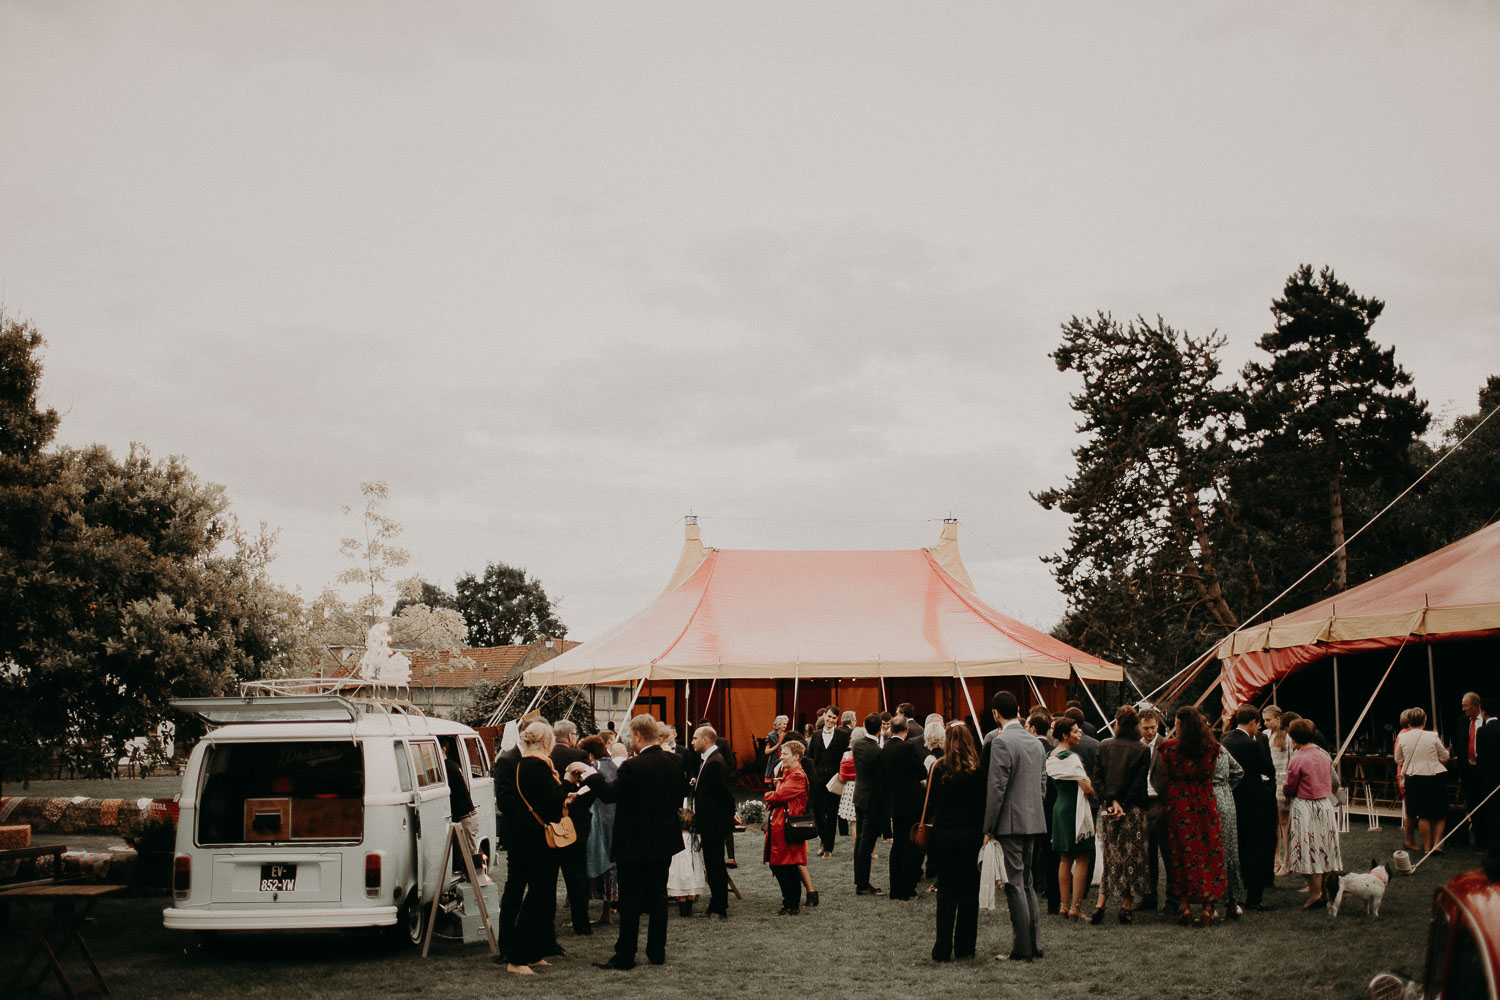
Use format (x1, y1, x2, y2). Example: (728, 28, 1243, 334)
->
(983, 691, 1047, 962)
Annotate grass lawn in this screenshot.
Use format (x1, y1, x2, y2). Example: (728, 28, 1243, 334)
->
(0, 823, 1473, 1000)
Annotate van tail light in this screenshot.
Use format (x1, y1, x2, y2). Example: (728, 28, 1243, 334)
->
(173, 855, 191, 900)
(365, 853, 381, 897)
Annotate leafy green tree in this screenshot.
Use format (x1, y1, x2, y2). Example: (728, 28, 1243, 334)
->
(0, 315, 303, 787)
(1034, 314, 1240, 683)
(1237, 265, 1430, 594)
(392, 580, 459, 617)
(455, 562, 566, 647)
(457, 679, 594, 735)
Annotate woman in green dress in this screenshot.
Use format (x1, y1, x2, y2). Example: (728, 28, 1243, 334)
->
(1046, 717, 1096, 920)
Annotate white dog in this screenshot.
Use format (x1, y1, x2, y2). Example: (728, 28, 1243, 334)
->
(1329, 860, 1388, 918)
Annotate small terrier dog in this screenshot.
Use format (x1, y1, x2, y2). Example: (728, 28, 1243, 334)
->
(1329, 859, 1389, 918)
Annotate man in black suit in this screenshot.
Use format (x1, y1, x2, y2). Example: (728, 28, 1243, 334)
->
(691, 724, 736, 919)
(689, 718, 738, 869)
(550, 720, 593, 936)
(573, 715, 686, 970)
(1222, 704, 1277, 910)
(852, 713, 885, 895)
(808, 706, 850, 857)
(880, 718, 928, 900)
(1474, 695, 1500, 872)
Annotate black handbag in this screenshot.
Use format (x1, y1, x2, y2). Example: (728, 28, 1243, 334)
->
(782, 808, 818, 843)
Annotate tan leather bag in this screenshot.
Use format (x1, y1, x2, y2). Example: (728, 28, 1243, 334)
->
(517, 756, 578, 849)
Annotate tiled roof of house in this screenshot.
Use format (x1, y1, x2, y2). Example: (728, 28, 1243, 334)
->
(408, 640, 581, 689)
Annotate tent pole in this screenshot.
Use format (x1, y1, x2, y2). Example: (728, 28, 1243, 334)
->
(878, 657, 888, 713)
(792, 660, 800, 730)
(685, 679, 691, 731)
(1333, 656, 1342, 750)
(1122, 666, 1147, 702)
(1428, 645, 1439, 744)
(955, 661, 981, 732)
(1334, 629, 1416, 765)
(524, 685, 548, 716)
(1076, 666, 1112, 734)
(1027, 675, 1048, 713)
(624, 676, 647, 718)
(703, 674, 719, 716)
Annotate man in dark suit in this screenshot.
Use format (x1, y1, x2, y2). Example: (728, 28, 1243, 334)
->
(1474, 695, 1500, 872)
(808, 706, 851, 856)
(691, 724, 736, 919)
(1065, 700, 1098, 738)
(550, 720, 593, 936)
(689, 718, 737, 868)
(1139, 707, 1170, 912)
(573, 715, 686, 970)
(1222, 704, 1277, 910)
(852, 713, 885, 895)
(880, 718, 928, 900)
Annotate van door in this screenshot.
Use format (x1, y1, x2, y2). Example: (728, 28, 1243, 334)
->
(459, 735, 496, 866)
(404, 738, 452, 904)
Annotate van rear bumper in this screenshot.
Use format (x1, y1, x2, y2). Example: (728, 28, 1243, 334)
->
(163, 905, 398, 931)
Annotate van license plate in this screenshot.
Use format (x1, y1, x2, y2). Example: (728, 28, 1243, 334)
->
(259, 864, 297, 892)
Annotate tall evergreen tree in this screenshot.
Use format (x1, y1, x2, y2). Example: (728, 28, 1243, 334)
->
(1035, 314, 1239, 682)
(1238, 265, 1429, 595)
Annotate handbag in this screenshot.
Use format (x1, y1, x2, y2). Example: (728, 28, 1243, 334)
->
(517, 756, 578, 849)
(909, 767, 937, 851)
(826, 772, 846, 795)
(782, 808, 818, 843)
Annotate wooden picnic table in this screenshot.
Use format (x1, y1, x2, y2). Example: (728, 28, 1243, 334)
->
(1, 882, 125, 999)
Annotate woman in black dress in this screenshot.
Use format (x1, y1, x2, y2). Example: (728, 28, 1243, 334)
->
(508, 720, 580, 975)
(927, 723, 986, 962)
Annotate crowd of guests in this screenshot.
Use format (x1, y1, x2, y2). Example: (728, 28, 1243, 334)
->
(483, 688, 1499, 974)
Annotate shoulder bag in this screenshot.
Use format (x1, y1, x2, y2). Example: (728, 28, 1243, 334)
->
(782, 807, 819, 843)
(517, 756, 578, 849)
(910, 768, 937, 851)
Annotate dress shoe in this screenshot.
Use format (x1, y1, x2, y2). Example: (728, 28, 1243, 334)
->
(726, 860, 737, 868)
(995, 953, 1033, 963)
(857, 886, 884, 896)
(647, 952, 666, 966)
(593, 959, 634, 971)
(806, 890, 819, 907)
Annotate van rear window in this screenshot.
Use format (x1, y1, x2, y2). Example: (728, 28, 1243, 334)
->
(197, 741, 364, 845)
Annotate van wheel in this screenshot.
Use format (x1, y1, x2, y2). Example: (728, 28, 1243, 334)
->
(396, 890, 427, 946)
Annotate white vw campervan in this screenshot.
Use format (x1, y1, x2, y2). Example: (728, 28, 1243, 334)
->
(163, 679, 495, 944)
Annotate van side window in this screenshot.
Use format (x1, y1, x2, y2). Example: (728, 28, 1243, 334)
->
(408, 740, 444, 788)
(394, 741, 415, 793)
(462, 736, 489, 778)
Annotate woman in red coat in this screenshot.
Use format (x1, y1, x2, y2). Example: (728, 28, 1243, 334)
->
(764, 739, 810, 914)
(1155, 706, 1228, 926)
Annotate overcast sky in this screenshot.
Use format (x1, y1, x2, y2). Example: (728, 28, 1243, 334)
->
(3, 1, 1498, 643)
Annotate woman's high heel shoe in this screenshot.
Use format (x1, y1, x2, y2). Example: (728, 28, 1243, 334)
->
(1068, 903, 1083, 921)
(1177, 903, 1192, 926)
(1118, 906, 1132, 924)
(1089, 908, 1105, 925)
(1201, 906, 1217, 928)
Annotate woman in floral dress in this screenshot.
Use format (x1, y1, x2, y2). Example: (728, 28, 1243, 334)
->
(1153, 705, 1228, 926)
(1283, 717, 1342, 908)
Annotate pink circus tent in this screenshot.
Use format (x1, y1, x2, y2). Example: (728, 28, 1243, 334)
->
(1217, 520, 1500, 707)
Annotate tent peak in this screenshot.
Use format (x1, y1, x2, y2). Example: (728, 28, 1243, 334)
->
(929, 518, 976, 592)
(658, 516, 712, 598)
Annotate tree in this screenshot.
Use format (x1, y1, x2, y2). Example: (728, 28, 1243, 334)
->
(295, 485, 469, 681)
(454, 562, 566, 647)
(457, 678, 594, 735)
(0, 316, 305, 787)
(1238, 265, 1430, 593)
(1034, 314, 1240, 683)
(1395, 375, 1500, 552)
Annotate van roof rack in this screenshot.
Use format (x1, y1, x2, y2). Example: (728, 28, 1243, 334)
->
(235, 677, 427, 717)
